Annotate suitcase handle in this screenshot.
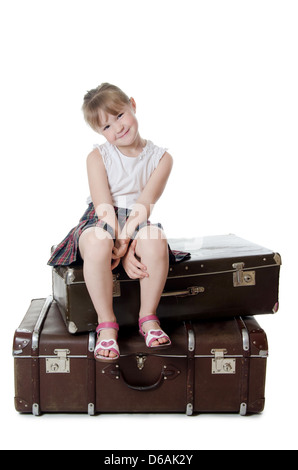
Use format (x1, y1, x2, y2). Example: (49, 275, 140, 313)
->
(103, 364, 180, 391)
(161, 286, 204, 297)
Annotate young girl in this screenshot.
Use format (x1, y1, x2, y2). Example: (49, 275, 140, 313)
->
(48, 83, 188, 362)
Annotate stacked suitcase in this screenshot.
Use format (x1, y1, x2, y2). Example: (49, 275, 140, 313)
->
(13, 234, 281, 416)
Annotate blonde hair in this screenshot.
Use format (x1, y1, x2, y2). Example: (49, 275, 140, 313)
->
(82, 83, 131, 132)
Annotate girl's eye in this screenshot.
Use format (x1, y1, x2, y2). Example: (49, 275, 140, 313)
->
(103, 125, 110, 131)
(117, 113, 124, 119)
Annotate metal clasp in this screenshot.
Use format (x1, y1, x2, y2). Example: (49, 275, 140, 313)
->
(211, 349, 236, 374)
(46, 349, 70, 373)
(232, 262, 255, 287)
(136, 354, 147, 370)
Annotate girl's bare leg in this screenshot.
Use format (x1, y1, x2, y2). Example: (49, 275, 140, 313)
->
(79, 227, 117, 358)
(135, 226, 169, 346)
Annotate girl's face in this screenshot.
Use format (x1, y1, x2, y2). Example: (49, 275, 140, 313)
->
(98, 99, 139, 148)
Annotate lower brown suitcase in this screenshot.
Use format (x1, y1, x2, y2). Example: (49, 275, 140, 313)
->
(13, 297, 268, 416)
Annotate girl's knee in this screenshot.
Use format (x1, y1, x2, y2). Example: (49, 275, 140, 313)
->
(154, 237, 169, 258)
(79, 227, 113, 261)
(136, 226, 168, 259)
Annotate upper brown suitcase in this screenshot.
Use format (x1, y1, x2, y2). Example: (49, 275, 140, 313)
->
(13, 297, 268, 416)
(52, 234, 281, 333)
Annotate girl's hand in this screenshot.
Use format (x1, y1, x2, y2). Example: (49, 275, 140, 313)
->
(121, 239, 149, 279)
(112, 238, 130, 258)
(111, 258, 121, 270)
(111, 238, 130, 270)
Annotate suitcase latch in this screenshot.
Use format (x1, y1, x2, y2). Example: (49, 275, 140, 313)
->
(46, 349, 70, 374)
(211, 349, 236, 374)
(232, 262, 256, 287)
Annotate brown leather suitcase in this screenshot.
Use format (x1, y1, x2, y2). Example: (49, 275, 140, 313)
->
(13, 296, 268, 416)
(52, 234, 281, 333)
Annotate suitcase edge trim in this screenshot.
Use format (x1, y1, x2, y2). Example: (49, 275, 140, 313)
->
(32, 296, 53, 351)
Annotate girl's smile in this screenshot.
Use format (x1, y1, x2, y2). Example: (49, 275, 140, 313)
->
(118, 128, 130, 139)
(121, 129, 130, 138)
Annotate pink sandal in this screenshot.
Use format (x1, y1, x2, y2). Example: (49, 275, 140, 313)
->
(94, 322, 120, 362)
(139, 315, 171, 348)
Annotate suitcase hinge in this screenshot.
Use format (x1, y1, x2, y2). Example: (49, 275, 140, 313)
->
(232, 262, 256, 287)
(46, 349, 70, 373)
(211, 349, 236, 374)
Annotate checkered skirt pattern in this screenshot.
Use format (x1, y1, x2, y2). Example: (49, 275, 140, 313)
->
(47, 203, 190, 267)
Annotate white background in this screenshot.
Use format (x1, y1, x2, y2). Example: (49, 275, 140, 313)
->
(1, 0, 297, 450)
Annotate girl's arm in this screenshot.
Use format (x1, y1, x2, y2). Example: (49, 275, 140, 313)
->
(86, 148, 119, 239)
(86, 148, 129, 267)
(119, 152, 173, 240)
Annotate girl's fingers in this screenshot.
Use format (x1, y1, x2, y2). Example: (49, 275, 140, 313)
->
(129, 261, 149, 278)
(130, 239, 137, 252)
(111, 258, 120, 270)
(128, 270, 147, 280)
(135, 260, 147, 272)
(112, 243, 128, 259)
(111, 250, 120, 260)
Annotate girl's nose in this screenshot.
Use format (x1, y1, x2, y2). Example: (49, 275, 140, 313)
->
(115, 122, 124, 134)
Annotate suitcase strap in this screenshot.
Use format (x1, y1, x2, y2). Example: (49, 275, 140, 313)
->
(185, 322, 195, 416)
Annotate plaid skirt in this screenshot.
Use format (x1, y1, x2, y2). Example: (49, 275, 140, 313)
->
(47, 203, 190, 267)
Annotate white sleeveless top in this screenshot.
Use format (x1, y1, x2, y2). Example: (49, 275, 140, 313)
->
(87, 140, 167, 209)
